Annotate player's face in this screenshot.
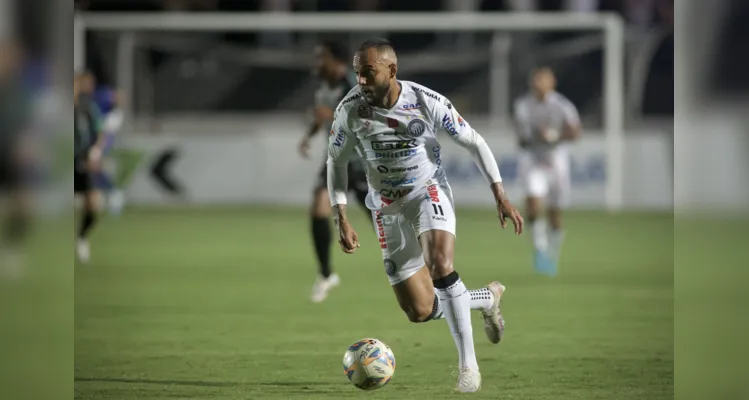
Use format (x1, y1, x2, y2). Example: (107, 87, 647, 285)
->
(313, 46, 334, 78)
(354, 49, 391, 106)
(79, 73, 96, 94)
(532, 70, 556, 94)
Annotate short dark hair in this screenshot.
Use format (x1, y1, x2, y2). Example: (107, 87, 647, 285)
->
(358, 38, 395, 53)
(319, 40, 349, 63)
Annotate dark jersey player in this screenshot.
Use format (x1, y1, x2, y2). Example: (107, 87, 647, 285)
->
(0, 39, 32, 277)
(297, 41, 369, 303)
(74, 71, 105, 264)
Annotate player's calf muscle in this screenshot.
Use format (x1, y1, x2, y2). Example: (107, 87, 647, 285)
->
(393, 268, 436, 323)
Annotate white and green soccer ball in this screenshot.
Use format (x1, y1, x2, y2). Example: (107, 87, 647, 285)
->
(342, 338, 396, 390)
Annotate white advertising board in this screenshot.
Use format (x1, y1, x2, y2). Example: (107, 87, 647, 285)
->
(120, 130, 672, 210)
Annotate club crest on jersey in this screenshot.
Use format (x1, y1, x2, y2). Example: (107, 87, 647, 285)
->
(407, 119, 426, 138)
(358, 105, 373, 118)
(402, 103, 421, 110)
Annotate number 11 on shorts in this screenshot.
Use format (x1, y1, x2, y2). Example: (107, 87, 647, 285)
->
(432, 204, 444, 216)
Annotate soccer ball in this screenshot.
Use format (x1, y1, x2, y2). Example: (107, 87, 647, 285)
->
(342, 338, 396, 390)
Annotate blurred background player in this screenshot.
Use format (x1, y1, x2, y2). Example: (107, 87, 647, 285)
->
(297, 41, 369, 303)
(513, 67, 581, 276)
(0, 39, 33, 276)
(91, 80, 126, 215)
(76, 71, 125, 215)
(74, 71, 104, 264)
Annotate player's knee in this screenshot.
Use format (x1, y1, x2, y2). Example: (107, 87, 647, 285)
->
(403, 303, 433, 323)
(426, 252, 453, 279)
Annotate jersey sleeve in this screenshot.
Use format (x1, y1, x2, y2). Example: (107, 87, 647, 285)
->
(326, 111, 359, 206)
(433, 98, 502, 184)
(559, 96, 580, 126)
(513, 98, 533, 141)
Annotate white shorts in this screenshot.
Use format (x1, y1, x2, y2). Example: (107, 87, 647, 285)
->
(371, 179, 456, 286)
(519, 152, 571, 209)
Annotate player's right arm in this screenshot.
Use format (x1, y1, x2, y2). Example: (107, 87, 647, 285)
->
(327, 113, 360, 253)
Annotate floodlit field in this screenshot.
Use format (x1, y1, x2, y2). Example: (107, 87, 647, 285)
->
(74, 207, 673, 399)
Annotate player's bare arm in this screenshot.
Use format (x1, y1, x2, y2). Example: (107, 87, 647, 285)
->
(560, 121, 582, 141)
(490, 182, 523, 235)
(333, 204, 360, 253)
(299, 105, 335, 158)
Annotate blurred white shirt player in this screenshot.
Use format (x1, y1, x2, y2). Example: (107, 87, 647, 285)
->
(513, 67, 581, 275)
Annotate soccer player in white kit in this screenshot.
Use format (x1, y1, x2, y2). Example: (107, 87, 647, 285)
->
(327, 39, 524, 393)
(513, 67, 581, 275)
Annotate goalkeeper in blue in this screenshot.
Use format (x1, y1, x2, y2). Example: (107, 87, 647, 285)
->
(327, 39, 524, 393)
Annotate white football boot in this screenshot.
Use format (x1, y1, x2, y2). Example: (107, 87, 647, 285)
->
(455, 368, 482, 393)
(481, 281, 506, 344)
(76, 239, 91, 264)
(310, 273, 340, 303)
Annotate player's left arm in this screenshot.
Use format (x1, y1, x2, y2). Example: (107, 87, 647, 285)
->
(327, 114, 361, 252)
(559, 97, 582, 141)
(435, 99, 523, 234)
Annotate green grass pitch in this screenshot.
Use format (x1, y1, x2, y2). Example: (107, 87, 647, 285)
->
(74, 207, 673, 399)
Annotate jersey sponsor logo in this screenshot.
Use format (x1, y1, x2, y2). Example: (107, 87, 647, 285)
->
(336, 93, 361, 112)
(432, 145, 442, 166)
(376, 165, 418, 174)
(412, 86, 442, 102)
(375, 150, 417, 159)
(375, 211, 387, 249)
(333, 128, 346, 147)
(407, 119, 426, 138)
(371, 140, 417, 150)
(380, 188, 412, 199)
(358, 104, 373, 118)
(426, 184, 440, 202)
(442, 114, 460, 136)
(402, 103, 422, 110)
(380, 177, 416, 186)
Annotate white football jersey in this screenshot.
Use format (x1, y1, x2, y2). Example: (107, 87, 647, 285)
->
(513, 91, 580, 163)
(328, 80, 501, 210)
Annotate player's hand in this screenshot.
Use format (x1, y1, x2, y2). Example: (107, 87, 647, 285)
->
(540, 127, 560, 144)
(336, 219, 360, 254)
(298, 137, 311, 158)
(497, 200, 523, 235)
(491, 182, 523, 235)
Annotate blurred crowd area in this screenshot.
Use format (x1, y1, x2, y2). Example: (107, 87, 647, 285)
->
(75, 0, 681, 131)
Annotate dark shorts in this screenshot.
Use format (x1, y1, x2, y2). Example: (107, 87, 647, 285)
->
(0, 159, 19, 191)
(74, 157, 93, 194)
(314, 159, 369, 197)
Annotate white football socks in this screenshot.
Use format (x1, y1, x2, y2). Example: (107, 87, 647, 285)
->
(430, 287, 495, 320)
(548, 229, 565, 257)
(469, 287, 494, 311)
(531, 219, 549, 252)
(436, 278, 479, 371)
